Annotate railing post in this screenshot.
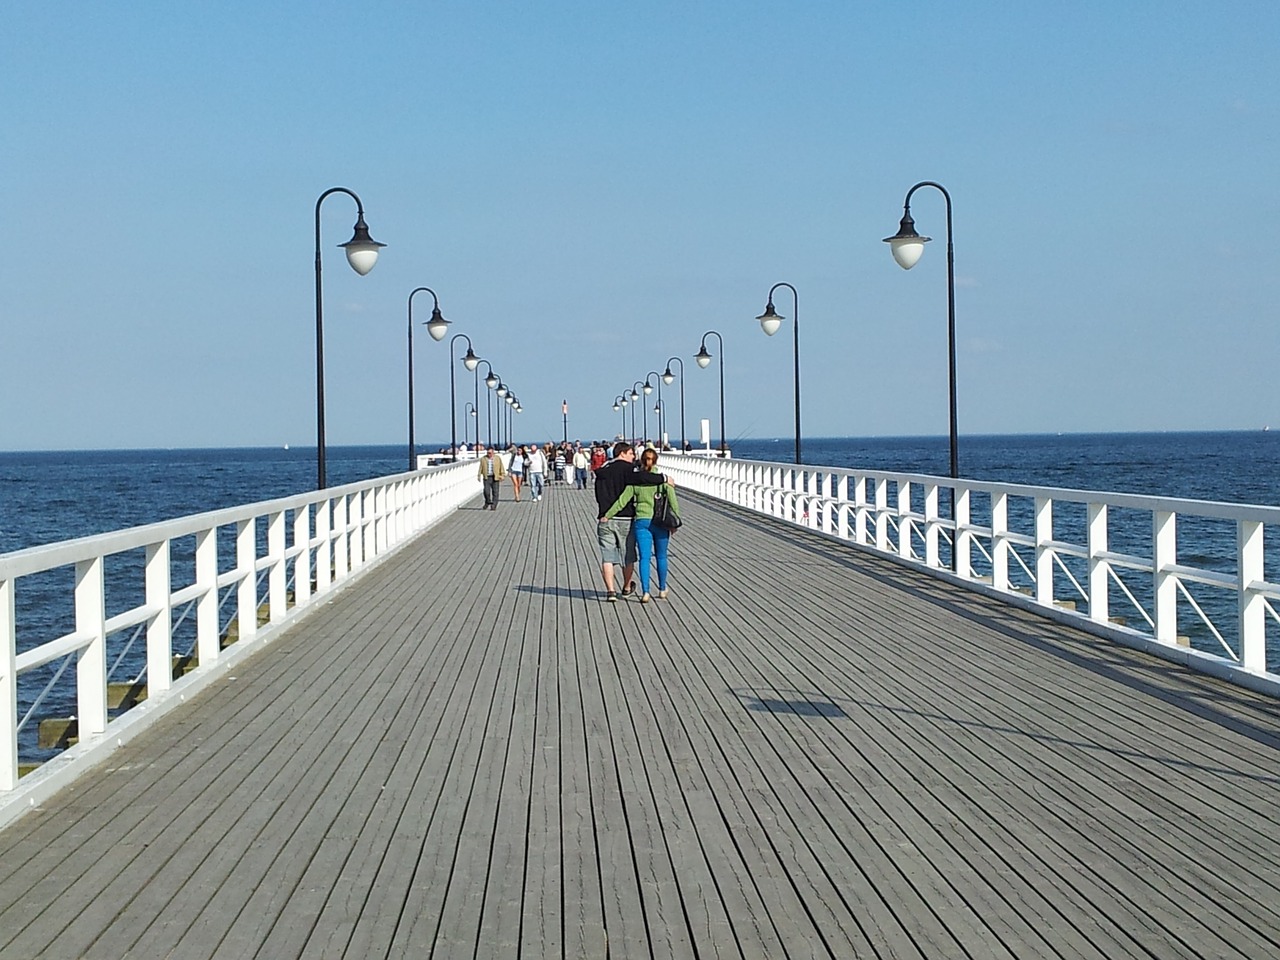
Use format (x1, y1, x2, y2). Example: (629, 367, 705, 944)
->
(1239, 519, 1266, 671)
(924, 483, 940, 568)
(2, 577, 16, 791)
(897, 482, 913, 560)
(293, 504, 312, 608)
(954, 487, 972, 580)
(1154, 510, 1177, 645)
(855, 475, 868, 546)
(74, 556, 108, 739)
(195, 527, 219, 665)
(236, 518, 257, 644)
(315, 498, 333, 594)
(992, 493, 1009, 592)
(268, 510, 286, 623)
(874, 478, 889, 551)
(1088, 502, 1109, 624)
(145, 540, 173, 697)
(1035, 497, 1054, 606)
(333, 495, 349, 580)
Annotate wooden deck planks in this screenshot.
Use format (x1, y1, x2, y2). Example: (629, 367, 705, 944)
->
(0, 478, 1279, 959)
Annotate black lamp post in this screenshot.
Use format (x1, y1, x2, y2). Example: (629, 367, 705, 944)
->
(449, 333, 480, 458)
(695, 331, 726, 455)
(477, 360, 497, 448)
(755, 282, 801, 464)
(644, 371, 663, 446)
(884, 181, 958, 483)
(495, 381, 509, 447)
(663, 356, 686, 451)
(464, 402, 477, 446)
(314, 187, 384, 489)
(407, 287, 450, 471)
(631, 382, 646, 443)
(614, 395, 627, 441)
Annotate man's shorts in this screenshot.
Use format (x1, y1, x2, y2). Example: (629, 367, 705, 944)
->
(597, 518, 638, 566)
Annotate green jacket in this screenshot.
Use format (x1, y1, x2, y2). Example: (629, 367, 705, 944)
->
(604, 476, 679, 521)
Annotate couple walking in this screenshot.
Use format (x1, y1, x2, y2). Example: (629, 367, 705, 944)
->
(595, 442, 681, 604)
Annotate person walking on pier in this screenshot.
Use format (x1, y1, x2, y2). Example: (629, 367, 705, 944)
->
(594, 441, 667, 602)
(573, 445, 590, 489)
(508, 445, 527, 502)
(527, 443, 548, 501)
(601, 447, 680, 602)
(478, 447, 507, 510)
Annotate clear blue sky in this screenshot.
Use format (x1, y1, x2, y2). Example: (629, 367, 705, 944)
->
(2, 1, 1278, 450)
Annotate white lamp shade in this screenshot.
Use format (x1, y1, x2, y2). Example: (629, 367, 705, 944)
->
(759, 316, 783, 336)
(889, 237, 927, 270)
(662, 371, 674, 385)
(643, 383, 653, 395)
(343, 241, 382, 276)
(463, 350, 480, 371)
(426, 315, 450, 341)
(695, 352, 712, 368)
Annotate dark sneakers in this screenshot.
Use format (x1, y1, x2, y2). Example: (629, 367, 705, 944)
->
(621, 582, 636, 596)
(606, 591, 618, 603)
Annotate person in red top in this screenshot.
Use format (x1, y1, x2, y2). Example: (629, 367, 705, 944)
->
(589, 445, 607, 474)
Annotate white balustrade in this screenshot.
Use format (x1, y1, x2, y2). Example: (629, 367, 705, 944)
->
(1, 461, 479, 797)
(660, 453, 1280, 693)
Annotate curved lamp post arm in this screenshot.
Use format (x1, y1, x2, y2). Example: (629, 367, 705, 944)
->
(696, 331, 726, 455)
(406, 286, 443, 471)
(884, 180, 957, 483)
(449, 333, 474, 457)
(645, 370, 663, 445)
(476, 360, 496, 448)
(758, 281, 801, 464)
(664, 356, 686, 451)
(314, 187, 383, 489)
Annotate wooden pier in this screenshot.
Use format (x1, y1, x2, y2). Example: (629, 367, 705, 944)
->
(1, 481, 1279, 958)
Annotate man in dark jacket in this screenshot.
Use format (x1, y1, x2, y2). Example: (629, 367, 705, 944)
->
(594, 442, 669, 601)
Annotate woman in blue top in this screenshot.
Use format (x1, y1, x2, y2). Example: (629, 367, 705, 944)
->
(601, 448, 680, 603)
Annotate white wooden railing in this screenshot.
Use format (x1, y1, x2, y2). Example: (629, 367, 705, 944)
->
(662, 454, 1280, 692)
(1, 461, 479, 803)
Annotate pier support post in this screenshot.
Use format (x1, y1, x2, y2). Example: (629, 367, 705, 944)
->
(1088, 503, 1109, 624)
(1154, 510, 1177, 645)
(1239, 519, 1266, 671)
(145, 540, 173, 697)
(1, 577, 16, 791)
(1035, 497, 1054, 606)
(954, 488, 972, 579)
(236, 519, 257, 644)
(75, 557, 108, 739)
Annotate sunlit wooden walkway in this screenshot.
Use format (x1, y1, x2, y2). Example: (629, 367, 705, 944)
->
(2, 478, 1280, 959)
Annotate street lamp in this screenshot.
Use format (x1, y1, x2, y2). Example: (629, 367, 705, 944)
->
(663, 356, 687, 451)
(645, 371, 663, 446)
(613, 395, 627, 440)
(476, 360, 497, 448)
(884, 180, 958, 484)
(314, 187, 385, 489)
(755, 282, 801, 464)
(695, 331, 726, 456)
(631, 381, 647, 443)
(464, 402, 477, 446)
(449, 333, 480, 458)
(407, 287, 449, 471)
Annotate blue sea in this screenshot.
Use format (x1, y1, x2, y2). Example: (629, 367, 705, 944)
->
(4, 432, 1279, 555)
(2, 432, 1278, 766)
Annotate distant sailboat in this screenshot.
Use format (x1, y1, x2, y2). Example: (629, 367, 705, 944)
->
(284, 442, 290, 450)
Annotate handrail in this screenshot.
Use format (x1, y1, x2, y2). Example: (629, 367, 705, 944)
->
(660, 452, 1280, 694)
(1, 460, 480, 795)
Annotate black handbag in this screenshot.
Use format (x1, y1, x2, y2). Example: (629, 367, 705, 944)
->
(652, 486, 682, 531)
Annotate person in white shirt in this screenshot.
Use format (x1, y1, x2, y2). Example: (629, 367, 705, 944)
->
(572, 446, 590, 489)
(526, 445, 547, 501)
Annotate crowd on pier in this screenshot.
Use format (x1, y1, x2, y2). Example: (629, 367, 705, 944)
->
(472, 438, 683, 603)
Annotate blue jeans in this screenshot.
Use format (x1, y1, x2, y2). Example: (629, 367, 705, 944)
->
(632, 518, 670, 594)
(529, 472, 544, 498)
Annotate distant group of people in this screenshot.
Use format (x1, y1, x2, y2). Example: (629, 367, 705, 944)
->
(475, 438, 682, 603)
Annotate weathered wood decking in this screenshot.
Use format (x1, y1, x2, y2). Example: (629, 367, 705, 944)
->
(2, 480, 1279, 959)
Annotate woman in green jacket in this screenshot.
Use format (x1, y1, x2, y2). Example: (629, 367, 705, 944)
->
(601, 448, 679, 602)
